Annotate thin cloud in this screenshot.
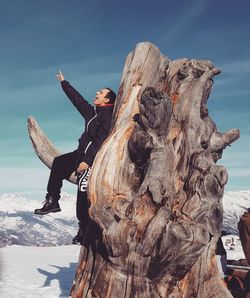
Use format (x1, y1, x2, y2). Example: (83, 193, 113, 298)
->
(218, 59, 250, 75)
(210, 110, 250, 125)
(211, 87, 250, 99)
(0, 167, 76, 196)
(0, 70, 120, 95)
(162, 0, 210, 42)
(225, 160, 250, 168)
(212, 110, 250, 121)
(182, 0, 210, 24)
(214, 76, 244, 86)
(228, 168, 250, 178)
(0, 168, 48, 193)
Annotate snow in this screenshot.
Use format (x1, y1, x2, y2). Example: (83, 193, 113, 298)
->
(222, 189, 250, 234)
(0, 245, 80, 298)
(0, 192, 78, 247)
(0, 190, 249, 297)
(1, 190, 249, 247)
(0, 245, 246, 298)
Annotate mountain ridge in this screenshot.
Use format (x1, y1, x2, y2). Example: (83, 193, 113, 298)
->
(0, 190, 249, 247)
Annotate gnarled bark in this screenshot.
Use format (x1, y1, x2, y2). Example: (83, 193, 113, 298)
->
(71, 42, 239, 298)
(28, 42, 240, 297)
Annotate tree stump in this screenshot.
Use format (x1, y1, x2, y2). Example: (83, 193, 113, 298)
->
(28, 42, 240, 297)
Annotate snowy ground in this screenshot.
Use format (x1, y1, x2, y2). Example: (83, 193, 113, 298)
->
(0, 190, 249, 297)
(0, 245, 80, 298)
(0, 244, 247, 298)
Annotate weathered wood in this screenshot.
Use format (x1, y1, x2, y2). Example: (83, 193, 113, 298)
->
(71, 42, 239, 298)
(27, 116, 77, 184)
(28, 42, 240, 297)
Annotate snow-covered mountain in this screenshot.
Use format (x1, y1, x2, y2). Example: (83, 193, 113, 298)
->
(0, 190, 249, 247)
(0, 192, 77, 247)
(222, 190, 250, 234)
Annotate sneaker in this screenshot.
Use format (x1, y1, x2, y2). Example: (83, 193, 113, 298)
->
(34, 194, 61, 215)
(72, 222, 85, 245)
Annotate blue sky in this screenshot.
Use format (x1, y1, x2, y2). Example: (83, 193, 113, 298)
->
(0, 0, 249, 198)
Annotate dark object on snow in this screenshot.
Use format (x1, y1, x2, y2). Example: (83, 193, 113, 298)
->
(72, 222, 87, 245)
(226, 268, 250, 296)
(238, 209, 250, 265)
(216, 236, 227, 256)
(34, 193, 61, 215)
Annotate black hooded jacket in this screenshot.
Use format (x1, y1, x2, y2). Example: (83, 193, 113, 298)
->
(61, 80, 114, 166)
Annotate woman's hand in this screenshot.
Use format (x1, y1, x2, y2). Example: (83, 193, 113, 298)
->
(56, 70, 65, 82)
(77, 162, 89, 174)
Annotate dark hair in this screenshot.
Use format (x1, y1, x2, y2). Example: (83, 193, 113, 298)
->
(105, 88, 116, 104)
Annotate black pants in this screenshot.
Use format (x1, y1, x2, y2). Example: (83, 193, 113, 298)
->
(76, 190, 90, 225)
(47, 151, 90, 223)
(47, 151, 78, 195)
